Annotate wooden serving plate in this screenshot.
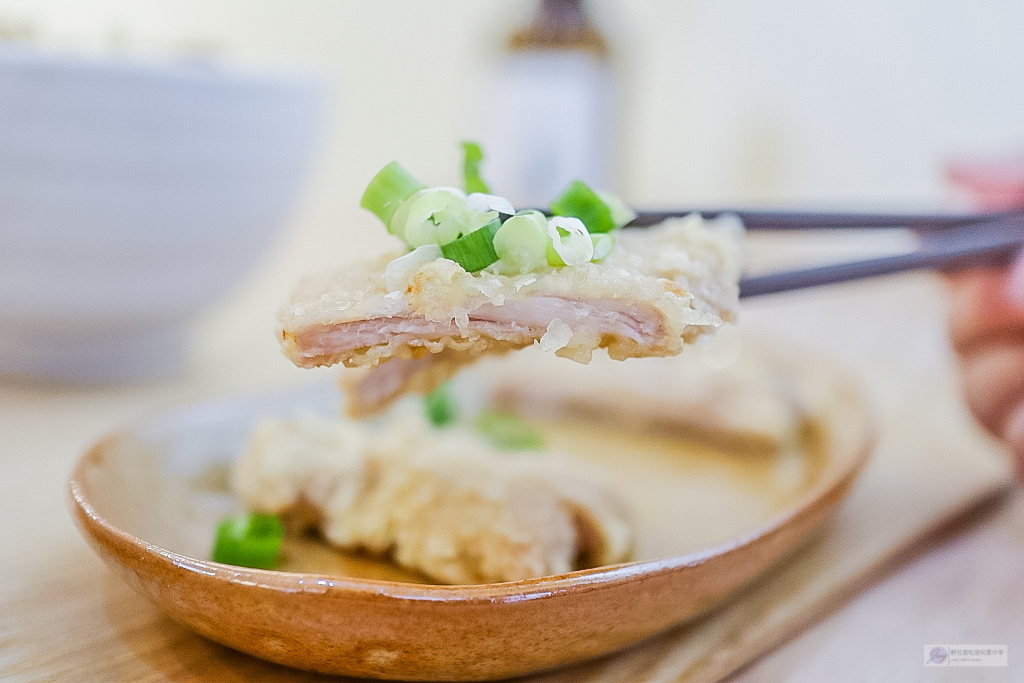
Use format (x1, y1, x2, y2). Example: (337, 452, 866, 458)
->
(69, 362, 872, 681)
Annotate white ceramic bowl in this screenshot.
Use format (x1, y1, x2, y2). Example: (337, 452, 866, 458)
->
(0, 46, 322, 382)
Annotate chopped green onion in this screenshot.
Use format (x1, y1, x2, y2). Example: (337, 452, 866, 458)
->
(462, 141, 490, 194)
(546, 216, 594, 266)
(550, 180, 616, 234)
(384, 244, 443, 291)
(493, 211, 549, 274)
(461, 205, 500, 233)
(394, 188, 467, 247)
(466, 192, 514, 216)
(389, 189, 432, 242)
(545, 243, 564, 267)
(440, 218, 501, 272)
(360, 161, 428, 230)
(597, 190, 637, 229)
(391, 187, 502, 249)
(212, 512, 284, 570)
(425, 381, 457, 427)
(476, 410, 546, 451)
(591, 232, 615, 261)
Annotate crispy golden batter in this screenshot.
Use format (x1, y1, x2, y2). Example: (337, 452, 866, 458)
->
(234, 415, 634, 584)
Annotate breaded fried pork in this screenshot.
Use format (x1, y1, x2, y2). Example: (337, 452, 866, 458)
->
(476, 338, 816, 454)
(233, 415, 634, 584)
(280, 216, 743, 414)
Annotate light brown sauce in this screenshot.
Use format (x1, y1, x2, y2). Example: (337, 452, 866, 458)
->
(540, 419, 826, 561)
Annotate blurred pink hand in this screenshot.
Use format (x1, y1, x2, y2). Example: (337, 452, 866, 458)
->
(946, 260, 1024, 480)
(945, 153, 1024, 480)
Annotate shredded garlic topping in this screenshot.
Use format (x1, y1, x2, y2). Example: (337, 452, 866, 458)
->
(540, 318, 573, 352)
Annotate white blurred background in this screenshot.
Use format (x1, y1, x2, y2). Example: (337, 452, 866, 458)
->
(2, 0, 1023, 385)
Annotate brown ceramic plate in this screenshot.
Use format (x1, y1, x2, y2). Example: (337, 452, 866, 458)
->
(70, 365, 872, 681)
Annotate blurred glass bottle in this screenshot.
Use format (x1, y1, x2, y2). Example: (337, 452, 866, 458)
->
(484, 0, 615, 206)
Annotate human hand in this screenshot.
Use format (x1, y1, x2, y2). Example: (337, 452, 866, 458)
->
(945, 255, 1024, 481)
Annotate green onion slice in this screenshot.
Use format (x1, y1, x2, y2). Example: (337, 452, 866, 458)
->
(390, 189, 441, 242)
(360, 161, 428, 230)
(396, 188, 468, 247)
(425, 381, 457, 427)
(492, 210, 549, 274)
(212, 512, 284, 570)
(384, 244, 443, 291)
(550, 180, 616, 234)
(392, 188, 502, 249)
(476, 410, 546, 451)
(597, 190, 637, 229)
(462, 141, 491, 194)
(466, 192, 514, 216)
(591, 232, 615, 261)
(440, 218, 502, 272)
(461, 205, 501, 234)
(546, 216, 594, 266)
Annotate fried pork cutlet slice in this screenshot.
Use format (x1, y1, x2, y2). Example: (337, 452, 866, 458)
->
(475, 339, 807, 454)
(280, 215, 742, 415)
(233, 416, 634, 584)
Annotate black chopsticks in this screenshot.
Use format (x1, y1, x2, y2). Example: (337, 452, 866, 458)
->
(624, 209, 1024, 298)
(625, 208, 1023, 231)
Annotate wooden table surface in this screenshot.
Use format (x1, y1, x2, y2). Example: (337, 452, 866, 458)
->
(2, 241, 1022, 681)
